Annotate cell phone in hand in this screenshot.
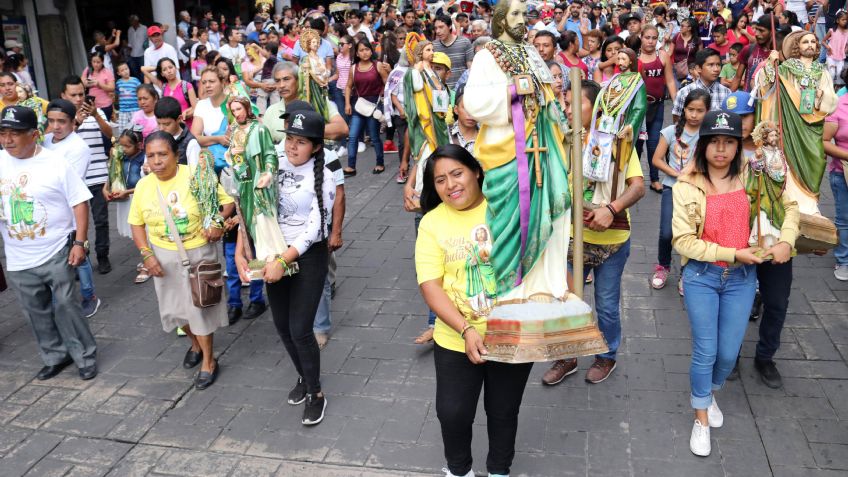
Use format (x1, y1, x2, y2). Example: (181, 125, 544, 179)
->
(85, 95, 96, 105)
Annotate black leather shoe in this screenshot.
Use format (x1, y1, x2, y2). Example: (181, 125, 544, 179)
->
(183, 348, 202, 369)
(242, 302, 267, 320)
(36, 358, 73, 380)
(754, 359, 783, 389)
(195, 360, 219, 390)
(228, 306, 242, 325)
(97, 257, 112, 274)
(78, 364, 98, 380)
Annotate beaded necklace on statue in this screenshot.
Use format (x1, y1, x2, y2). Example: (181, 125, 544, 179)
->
(485, 39, 545, 111)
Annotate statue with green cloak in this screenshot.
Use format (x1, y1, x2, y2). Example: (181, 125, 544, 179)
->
(753, 30, 837, 217)
(464, 0, 608, 363)
(225, 96, 288, 276)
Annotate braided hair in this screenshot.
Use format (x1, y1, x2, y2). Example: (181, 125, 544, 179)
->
(675, 89, 710, 142)
(310, 138, 328, 240)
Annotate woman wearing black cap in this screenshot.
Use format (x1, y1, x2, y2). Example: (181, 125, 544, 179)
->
(235, 108, 335, 426)
(671, 110, 763, 457)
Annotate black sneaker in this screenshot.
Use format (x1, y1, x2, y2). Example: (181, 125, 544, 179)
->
(287, 376, 306, 405)
(750, 289, 762, 321)
(754, 359, 783, 389)
(97, 257, 112, 274)
(726, 356, 740, 381)
(302, 392, 327, 426)
(227, 306, 242, 325)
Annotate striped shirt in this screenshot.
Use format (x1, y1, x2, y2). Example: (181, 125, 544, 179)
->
(116, 77, 141, 113)
(77, 109, 110, 186)
(336, 54, 352, 90)
(434, 35, 474, 87)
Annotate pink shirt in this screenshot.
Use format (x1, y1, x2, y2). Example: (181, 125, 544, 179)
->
(701, 189, 751, 267)
(825, 93, 848, 174)
(82, 67, 115, 109)
(131, 110, 158, 140)
(163, 80, 194, 130)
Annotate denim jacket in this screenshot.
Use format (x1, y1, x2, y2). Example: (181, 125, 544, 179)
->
(123, 152, 145, 189)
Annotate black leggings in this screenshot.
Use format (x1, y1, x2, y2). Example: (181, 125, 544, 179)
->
(266, 241, 328, 394)
(434, 344, 533, 476)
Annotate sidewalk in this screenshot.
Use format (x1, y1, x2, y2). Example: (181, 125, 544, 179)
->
(0, 149, 845, 477)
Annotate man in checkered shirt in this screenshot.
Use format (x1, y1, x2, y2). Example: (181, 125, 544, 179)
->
(672, 48, 732, 122)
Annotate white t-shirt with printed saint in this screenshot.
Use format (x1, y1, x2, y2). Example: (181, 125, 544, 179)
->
(0, 147, 93, 271)
(43, 131, 91, 181)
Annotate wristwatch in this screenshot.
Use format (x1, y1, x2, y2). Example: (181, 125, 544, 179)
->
(72, 240, 89, 252)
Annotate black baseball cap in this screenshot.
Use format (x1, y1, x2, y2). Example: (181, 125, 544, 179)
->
(281, 108, 325, 141)
(281, 100, 314, 117)
(699, 111, 742, 139)
(46, 99, 76, 120)
(0, 106, 37, 130)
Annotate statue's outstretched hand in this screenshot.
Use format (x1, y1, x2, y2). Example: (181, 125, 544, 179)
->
(256, 172, 273, 189)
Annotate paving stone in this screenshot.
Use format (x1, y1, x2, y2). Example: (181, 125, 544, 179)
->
(230, 456, 282, 477)
(48, 436, 132, 467)
(11, 388, 80, 429)
(800, 419, 848, 445)
(0, 426, 29, 455)
(324, 417, 384, 465)
(795, 329, 844, 361)
(758, 418, 817, 467)
(106, 399, 171, 442)
(141, 419, 222, 450)
(811, 443, 848, 470)
(65, 376, 127, 412)
(105, 444, 166, 477)
(717, 437, 772, 477)
(0, 430, 63, 476)
(21, 457, 74, 477)
(152, 449, 238, 477)
(43, 409, 123, 437)
(246, 429, 333, 461)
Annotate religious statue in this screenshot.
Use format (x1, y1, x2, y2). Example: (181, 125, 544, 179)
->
(255, 0, 273, 19)
(747, 121, 788, 250)
(224, 96, 288, 278)
(107, 138, 127, 195)
(583, 48, 646, 224)
(298, 28, 331, 121)
(404, 33, 449, 199)
(190, 150, 224, 230)
(463, 0, 607, 363)
(15, 84, 46, 142)
(753, 30, 837, 216)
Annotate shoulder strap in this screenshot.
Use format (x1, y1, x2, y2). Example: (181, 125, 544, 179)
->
(156, 184, 191, 267)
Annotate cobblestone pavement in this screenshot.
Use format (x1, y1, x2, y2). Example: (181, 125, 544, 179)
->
(0, 147, 846, 477)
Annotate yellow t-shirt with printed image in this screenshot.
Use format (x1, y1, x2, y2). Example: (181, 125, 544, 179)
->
(128, 165, 233, 251)
(415, 200, 495, 353)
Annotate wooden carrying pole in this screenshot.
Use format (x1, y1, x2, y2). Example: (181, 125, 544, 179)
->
(570, 68, 584, 300)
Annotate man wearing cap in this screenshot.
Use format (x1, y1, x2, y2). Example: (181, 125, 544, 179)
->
(143, 25, 180, 71)
(247, 16, 268, 43)
(4, 39, 23, 56)
(720, 91, 800, 390)
(619, 13, 643, 40)
(433, 14, 474, 88)
(43, 99, 102, 319)
(0, 106, 98, 381)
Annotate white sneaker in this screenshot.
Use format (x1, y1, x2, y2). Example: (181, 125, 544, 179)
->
(442, 468, 474, 477)
(835, 264, 848, 281)
(357, 141, 366, 153)
(708, 398, 723, 428)
(690, 419, 711, 456)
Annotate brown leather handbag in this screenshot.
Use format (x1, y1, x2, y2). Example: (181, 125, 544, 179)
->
(157, 187, 224, 308)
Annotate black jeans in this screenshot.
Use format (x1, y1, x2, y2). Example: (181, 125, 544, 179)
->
(88, 184, 110, 259)
(434, 344, 533, 476)
(755, 259, 793, 361)
(266, 241, 328, 394)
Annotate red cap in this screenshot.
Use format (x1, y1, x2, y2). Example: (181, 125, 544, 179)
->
(147, 26, 162, 36)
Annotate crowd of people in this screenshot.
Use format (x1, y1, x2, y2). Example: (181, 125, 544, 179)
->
(0, 0, 846, 475)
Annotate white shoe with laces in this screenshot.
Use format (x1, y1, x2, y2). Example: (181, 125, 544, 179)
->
(690, 419, 711, 456)
(708, 398, 723, 428)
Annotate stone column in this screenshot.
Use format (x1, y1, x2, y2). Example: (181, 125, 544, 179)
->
(151, 0, 178, 47)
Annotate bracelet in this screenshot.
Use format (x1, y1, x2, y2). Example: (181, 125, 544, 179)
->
(139, 246, 153, 255)
(276, 256, 289, 271)
(460, 324, 474, 338)
(606, 203, 618, 216)
(141, 253, 155, 262)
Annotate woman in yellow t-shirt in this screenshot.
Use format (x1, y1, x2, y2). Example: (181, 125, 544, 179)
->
(414, 144, 532, 477)
(128, 132, 234, 390)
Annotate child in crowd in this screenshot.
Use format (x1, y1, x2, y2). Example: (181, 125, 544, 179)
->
(192, 45, 208, 87)
(824, 10, 848, 84)
(651, 89, 710, 293)
(131, 84, 160, 140)
(680, 60, 700, 88)
(115, 62, 141, 134)
(720, 43, 745, 91)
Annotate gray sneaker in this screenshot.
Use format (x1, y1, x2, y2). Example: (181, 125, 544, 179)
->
(835, 265, 848, 281)
(81, 296, 101, 318)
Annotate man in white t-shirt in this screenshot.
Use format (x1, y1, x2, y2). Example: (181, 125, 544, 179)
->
(0, 106, 98, 381)
(43, 99, 102, 319)
(143, 25, 180, 71)
(347, 10, 375, 42)
(219, 28, 247, 64)
(127, 15, 148, 79)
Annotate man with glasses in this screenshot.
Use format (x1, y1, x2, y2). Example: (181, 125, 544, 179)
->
(0, 106, 98, 381)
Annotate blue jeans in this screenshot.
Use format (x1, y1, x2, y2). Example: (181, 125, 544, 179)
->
(658, 186, 674, 267)
(77, 257, 95, 300)
(636, 104, 664, 183)
(223, 240, 265, 308)
(330, 81, 350, 125)
(817, 23, 828, 63)
(830, 171, 848, 265)
(683, 260, 757, 409)
(570, 239, 631, 360)
(313, 276, 332, 334)
(347, 110, 384, 170)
